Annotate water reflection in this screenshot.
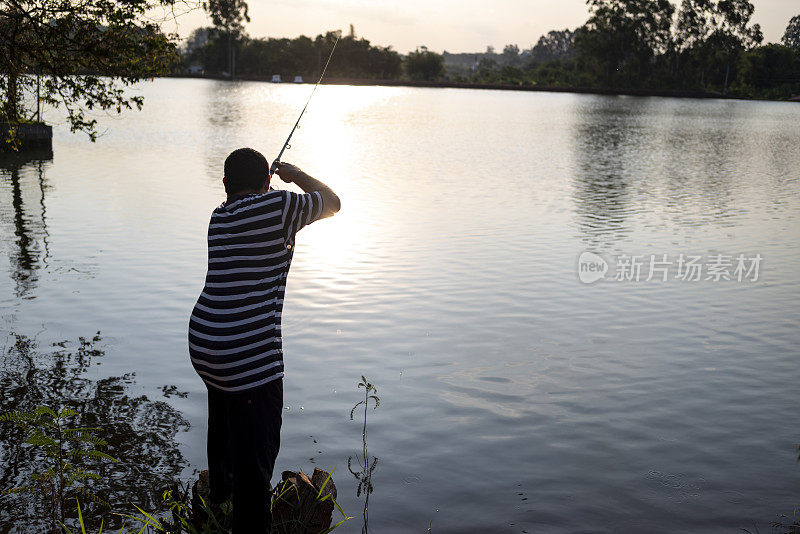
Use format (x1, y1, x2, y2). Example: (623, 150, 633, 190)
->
(348, 438, 377, 534)
(570, 98, 638, 249)
(0, 333, 189, 533)
(569, 98, 800, 249)
(656, 104, 741, 227)
(348, 379, 381, 534)
(0, 149, 52, 297)
(203, 81, 247, 181)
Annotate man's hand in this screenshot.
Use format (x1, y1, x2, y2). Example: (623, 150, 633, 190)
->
(273, 161, 304, 183)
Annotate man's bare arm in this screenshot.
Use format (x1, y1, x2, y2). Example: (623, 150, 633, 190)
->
(274, 162, 341, 218)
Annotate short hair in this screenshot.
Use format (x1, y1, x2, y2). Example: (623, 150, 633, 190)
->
(224, 148, 269, 194)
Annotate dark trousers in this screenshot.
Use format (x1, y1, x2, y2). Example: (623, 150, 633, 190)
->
(206, 378, 283, 534)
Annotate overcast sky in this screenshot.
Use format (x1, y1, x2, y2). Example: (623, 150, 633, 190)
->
(168, 0, 798, 53)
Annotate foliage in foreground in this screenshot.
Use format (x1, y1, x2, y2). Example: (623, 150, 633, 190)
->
(0, 335, 357, 532)
(0, 334, 188, 532)
(3, 403, 349, 534)
(0, 406, 119, 533)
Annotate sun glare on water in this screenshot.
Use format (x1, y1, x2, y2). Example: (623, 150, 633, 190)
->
(276, 85, 399, 280)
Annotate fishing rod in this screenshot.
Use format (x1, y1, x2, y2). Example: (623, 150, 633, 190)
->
(269, 29, 342, 180)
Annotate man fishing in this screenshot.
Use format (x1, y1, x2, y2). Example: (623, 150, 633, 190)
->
(188, 148, 341, 532)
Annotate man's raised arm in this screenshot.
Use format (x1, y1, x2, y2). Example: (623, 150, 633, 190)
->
(274, 162, 341, 218)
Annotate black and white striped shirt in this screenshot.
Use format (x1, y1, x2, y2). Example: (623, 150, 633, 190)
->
(189, 190, 324, 392)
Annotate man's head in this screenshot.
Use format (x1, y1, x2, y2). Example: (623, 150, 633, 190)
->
(223, 148, 269, 195)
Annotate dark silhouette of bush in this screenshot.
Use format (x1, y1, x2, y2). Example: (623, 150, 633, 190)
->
(405, 47, 445, 81)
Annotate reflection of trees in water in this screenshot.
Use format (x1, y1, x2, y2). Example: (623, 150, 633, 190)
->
(657, 111, 738, 226)
(0, 333, 189, 533)
(571, 99, 769, 246)
(204, 81, 246, 187)
(570, 99, 643, 249)
(0, 150, 52, 297)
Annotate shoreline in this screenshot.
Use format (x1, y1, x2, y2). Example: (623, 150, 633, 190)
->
(166, 73, 800, 102)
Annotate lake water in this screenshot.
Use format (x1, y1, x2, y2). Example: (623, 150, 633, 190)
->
(1, 79, 799, 533)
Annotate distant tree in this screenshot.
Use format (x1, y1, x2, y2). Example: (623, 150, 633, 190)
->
(783, 15, 800, 50)
(313, 30, 341, 77)
(236, 37, 296, 78)
(205, 0, 249, 37)
(676, 0, 762, 51)
(530, 29, 576, 63)
(499, 65, 524, 83)
(0, 0, 178, 140)
(675, 0, 762, 91)
(184, 27, 212, 54)
(326, 31, 402, 79)
(181, 27, 212, 71)
(502, 44, 521, 66)
(290, 35, 317, 76)
(576, 0, 675, 85)
(675, 0, 710, 52)
(472, 56, 500, 82)
(226, 30, 401, 80)
(737, 43, 800, 96)
(716, 0, 762, 48)
(204, 0, 249, 77)
(477, 57, 498, 70)
(366, 44, 403, 79)
(405, 46, 445, 81)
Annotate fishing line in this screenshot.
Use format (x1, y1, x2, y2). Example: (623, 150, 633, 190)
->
(269, 30, 342, 179)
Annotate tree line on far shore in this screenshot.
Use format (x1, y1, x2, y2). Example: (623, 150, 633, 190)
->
(184, 0, 800, 100)
(179, 25, 439, 82)
(446, 1, 800, 100)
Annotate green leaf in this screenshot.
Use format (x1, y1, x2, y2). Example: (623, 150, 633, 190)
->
(128, 502, 163, 529)
(349, 401, 365, 420)
(35, 406, 58, 419)
(320, 514, 353, 534)
(1, 486, 34, 495)
(85, 450, 120, 463)
(60, 407, 79, 418)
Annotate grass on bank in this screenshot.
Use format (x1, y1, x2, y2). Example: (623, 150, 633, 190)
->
(2, 403, 350, 534)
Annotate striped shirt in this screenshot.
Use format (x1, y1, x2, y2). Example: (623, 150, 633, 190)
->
(189, 189, 324, 392)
